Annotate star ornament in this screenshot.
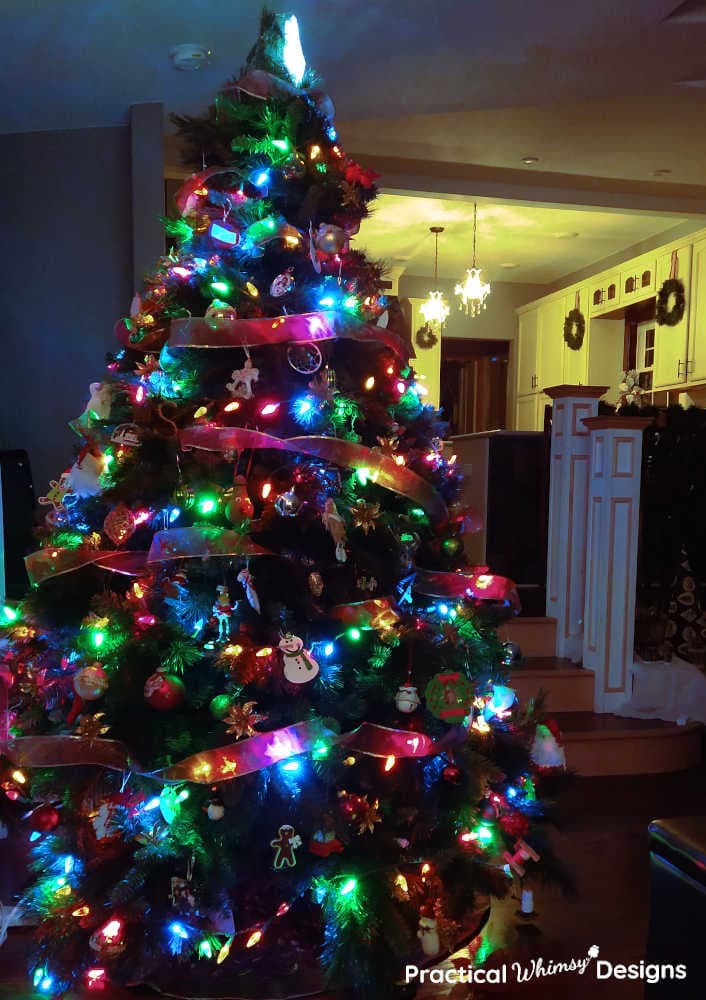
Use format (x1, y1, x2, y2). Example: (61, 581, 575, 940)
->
(223, 701, 266, 739)
(74, 713, 110, 742)
(356, 796, 382, 836)
(350, 500, 381, 535)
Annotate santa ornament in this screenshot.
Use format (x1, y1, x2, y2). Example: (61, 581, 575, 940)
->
(530, 721, 566, 770)
(279, 633, 320, 686)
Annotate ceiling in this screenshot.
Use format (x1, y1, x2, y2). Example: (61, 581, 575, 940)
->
(354, 195, 693, 285)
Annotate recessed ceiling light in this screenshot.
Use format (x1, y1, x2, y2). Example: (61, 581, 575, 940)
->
(521, 156, 539, 164)
(653, 168, 672, 176)
(170, 43, 212, 71)
(500, 262, 519, 269)
(554, 231, 579, 239)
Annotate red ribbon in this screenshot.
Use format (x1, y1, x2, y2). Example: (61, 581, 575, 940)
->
(180, 427, 447, 523)
(168, 310, 408, 359)
(415, 568, 520, 611)
(147, 526, 270, 564)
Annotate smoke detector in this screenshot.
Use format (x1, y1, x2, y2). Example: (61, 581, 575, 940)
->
(170, 44, 212, 71)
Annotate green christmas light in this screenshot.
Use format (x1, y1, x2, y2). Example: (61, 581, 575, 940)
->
(92, 631, 105, 649)
(339, 877, 357, 897)
(271, 138, 290, 152)
(409, 507, 427, 521)
(209, 279, 231, 297)
(312, 741, 329, 759)
(198, 495, 218, 515)
(347, 628, 362, 642)
(343, 295, 358, 310)
(198, 939, 213, 959)
(2, 605, 18, 623)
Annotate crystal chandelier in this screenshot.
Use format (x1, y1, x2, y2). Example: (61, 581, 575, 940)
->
(455, 203, 491, 316)
(420, 226, 450, 329)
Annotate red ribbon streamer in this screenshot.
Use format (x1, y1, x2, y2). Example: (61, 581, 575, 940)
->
(167, 310, 408, 359)
(147, 526, 271, 564)
(180, 428, 447, 523)
(25, 548, 150, 587)
(415, 569, 520, 611)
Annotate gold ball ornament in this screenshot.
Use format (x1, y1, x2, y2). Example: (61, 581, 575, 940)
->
(73, 663, 109, 701)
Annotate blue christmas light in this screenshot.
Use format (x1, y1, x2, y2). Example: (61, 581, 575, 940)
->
(170, 922, 189, 939)
(324, 642, 335, 657)
(319, 295, 335, 308)
(438, 603, 449, 617)
(291, 394, 318, 427)
(281, 760, 301, 773)
(143, 796, 161, 812)
(253, 169, 270, 188)
(326, 125, 337, 141)
(169, 507, 181, 523)
(63, 856, 75, 875)
(506, 786, 518, 800)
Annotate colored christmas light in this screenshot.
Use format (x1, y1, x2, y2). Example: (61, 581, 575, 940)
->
(197, 939, 213, 959)
(384, 755, 396, 772)
(86, 968, 107, 990)
(224, 400, 241, 412)
(198, 496, 218, 515)
(276, 901, 290, 917)
(261, 482, 272, 499)
(216, 935, 233, 964)
(210, 279, 232, 297)
(347, 628, 361, 641)
(283, 15, 306, 85)
(339, 877, 357, 897)
(2, 605, 18, 622)
(259, 402, 280, 417)
(246, 929, 263, 948)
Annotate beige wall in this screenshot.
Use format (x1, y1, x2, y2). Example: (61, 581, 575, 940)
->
(399, 277, 548, 341)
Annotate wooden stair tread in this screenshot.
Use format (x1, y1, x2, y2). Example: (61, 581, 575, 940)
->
(554, 711, 703, 740)
(512, 656, 590, 675)
(505, 615, 557, 624)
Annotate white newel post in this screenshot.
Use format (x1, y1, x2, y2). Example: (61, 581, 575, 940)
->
(544, 386, 608, 662)
(582, 416, 651, 713)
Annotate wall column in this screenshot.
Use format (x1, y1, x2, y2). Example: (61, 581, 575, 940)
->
(544, 385, 607, 662)
(130, 103, 165, 289)
(582, 416, 651, 713)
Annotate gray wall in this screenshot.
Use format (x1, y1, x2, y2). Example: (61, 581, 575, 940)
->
(399, 276, 548, 341)
(0, 127, 133, 493)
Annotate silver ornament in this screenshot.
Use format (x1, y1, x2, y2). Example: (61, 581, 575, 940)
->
(275, 489, 301, 517)
(287, 343, 323, 375)
(270, 269, 295, 297)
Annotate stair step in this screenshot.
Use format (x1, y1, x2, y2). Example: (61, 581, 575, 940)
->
(553, 711, 703, 776)
(499, 616, 557, 658)
(510, 658, 594, 712)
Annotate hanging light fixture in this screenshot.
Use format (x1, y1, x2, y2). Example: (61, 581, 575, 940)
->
(455, 203, 491, 316)
(419, 226, 450, 330)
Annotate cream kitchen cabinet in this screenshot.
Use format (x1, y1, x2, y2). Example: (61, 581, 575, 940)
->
(585, 318, 624, 404)
(686, 237, 706, 384)
(562, 286, 589, 386)
(653, 244, 692, 388)
(620, 254, 656, 306)
(588, 270, 621, 317)
(536, 295, 565, 392)
(516, 308, 540, 396)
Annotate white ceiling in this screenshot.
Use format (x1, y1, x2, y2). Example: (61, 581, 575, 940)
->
(4, 0, 706, 134)
(354, 195, 692, 284)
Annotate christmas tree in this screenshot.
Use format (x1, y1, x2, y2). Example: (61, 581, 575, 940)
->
(0, 11, 570, 998)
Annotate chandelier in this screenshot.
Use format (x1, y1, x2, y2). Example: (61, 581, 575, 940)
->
(455, 203, 491, 316)
(420, 226, 450, 330)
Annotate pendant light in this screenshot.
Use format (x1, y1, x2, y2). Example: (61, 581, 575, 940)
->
(420, 226, 450, 329)
(455, 203, 491, 316)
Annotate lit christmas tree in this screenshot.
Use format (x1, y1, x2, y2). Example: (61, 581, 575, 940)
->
(0, 11, 571, 998)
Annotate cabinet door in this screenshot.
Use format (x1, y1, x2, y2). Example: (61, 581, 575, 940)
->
(537, 296, 565, 392)
(586, 318, 625, 405)
(687, 238, 706, 384)
(562, 288, 589, 385)
(621, 254, 656, 305)
(516, 394, 539, 431)
(588, 271, 621, 317)
(516, 309, 539, 396)
(653, 245, 691, 388)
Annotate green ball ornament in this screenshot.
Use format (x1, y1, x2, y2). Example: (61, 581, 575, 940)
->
(210, 694, 232, 720)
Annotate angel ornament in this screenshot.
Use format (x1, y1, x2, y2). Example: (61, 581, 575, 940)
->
(322, 497, 347, 563)
(226, 353, 259, 399)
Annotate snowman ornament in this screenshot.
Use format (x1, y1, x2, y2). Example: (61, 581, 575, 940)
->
(417, 905, 441, 957)
(395, 684, 420, 714)
(279, 633, 320, 686)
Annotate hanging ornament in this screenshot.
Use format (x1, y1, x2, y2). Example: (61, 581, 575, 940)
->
(89, 918, 126, 959)
(172, 483, 195, 510)
(205, 299, 237, 326)
(338, 791, 382, 835)
(308, 366, 336, 401)
(29, 803, 60, 833)
(270, 268, 296, 297)
(224, 475, 254, 525)
(279, 633, 320, 686)
(73, 663, 109, 701)
(424, 671, 474, 721)
(144, 668, 185, 711)
(356, 575, 378, 593)
(237, 567, 261, 613)
(206, 792, 225, 822)
(442, 763, 462, 784)
(483, 684, 517, 720)
(310, 222, 348, 257)
(226, 355, 259, 399)
(67, 447, 106, 498)
(282, 154, 306, 182)
(274, 488, 301, 517)
(530, 721, 566, 770)
(209, 694, 232, 720)
(350, 499, 381, 535)
(222, 700, 266, 739)
(158, 786, 185, 825)
(322, 498, 347, 562)
(307, 571, 324, 597)
(417, 905, 441, 958)
(287, 342, 323, 375)
(270, 824, 302, 870)
(501, 641, 523, 665)
(103, 504, 136, 546)
(395, 684, 420, 714)
(110, 423, 141, 448)
(308, 812, 344, 857)
(503, 838, 540, 878)
(212, 586, 232, 640)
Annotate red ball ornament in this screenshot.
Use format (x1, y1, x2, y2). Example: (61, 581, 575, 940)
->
(500, 812, 530, 839)
(30, 804, 60, 832)
(144, 669, 185, 711)
(442, 764, 461, 784)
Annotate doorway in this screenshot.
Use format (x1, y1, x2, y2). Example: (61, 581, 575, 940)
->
(439, 338, 510, 435)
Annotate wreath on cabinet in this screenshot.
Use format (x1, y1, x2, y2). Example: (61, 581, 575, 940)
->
(563, 308, 586, 351)
(656, 278, 685, 327)
(415, 322, 439, 349)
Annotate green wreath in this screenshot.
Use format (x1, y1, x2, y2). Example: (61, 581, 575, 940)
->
(415, 323, 439, 349)
(656, 278, 685, 327)
(563, 308, 586, 351)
